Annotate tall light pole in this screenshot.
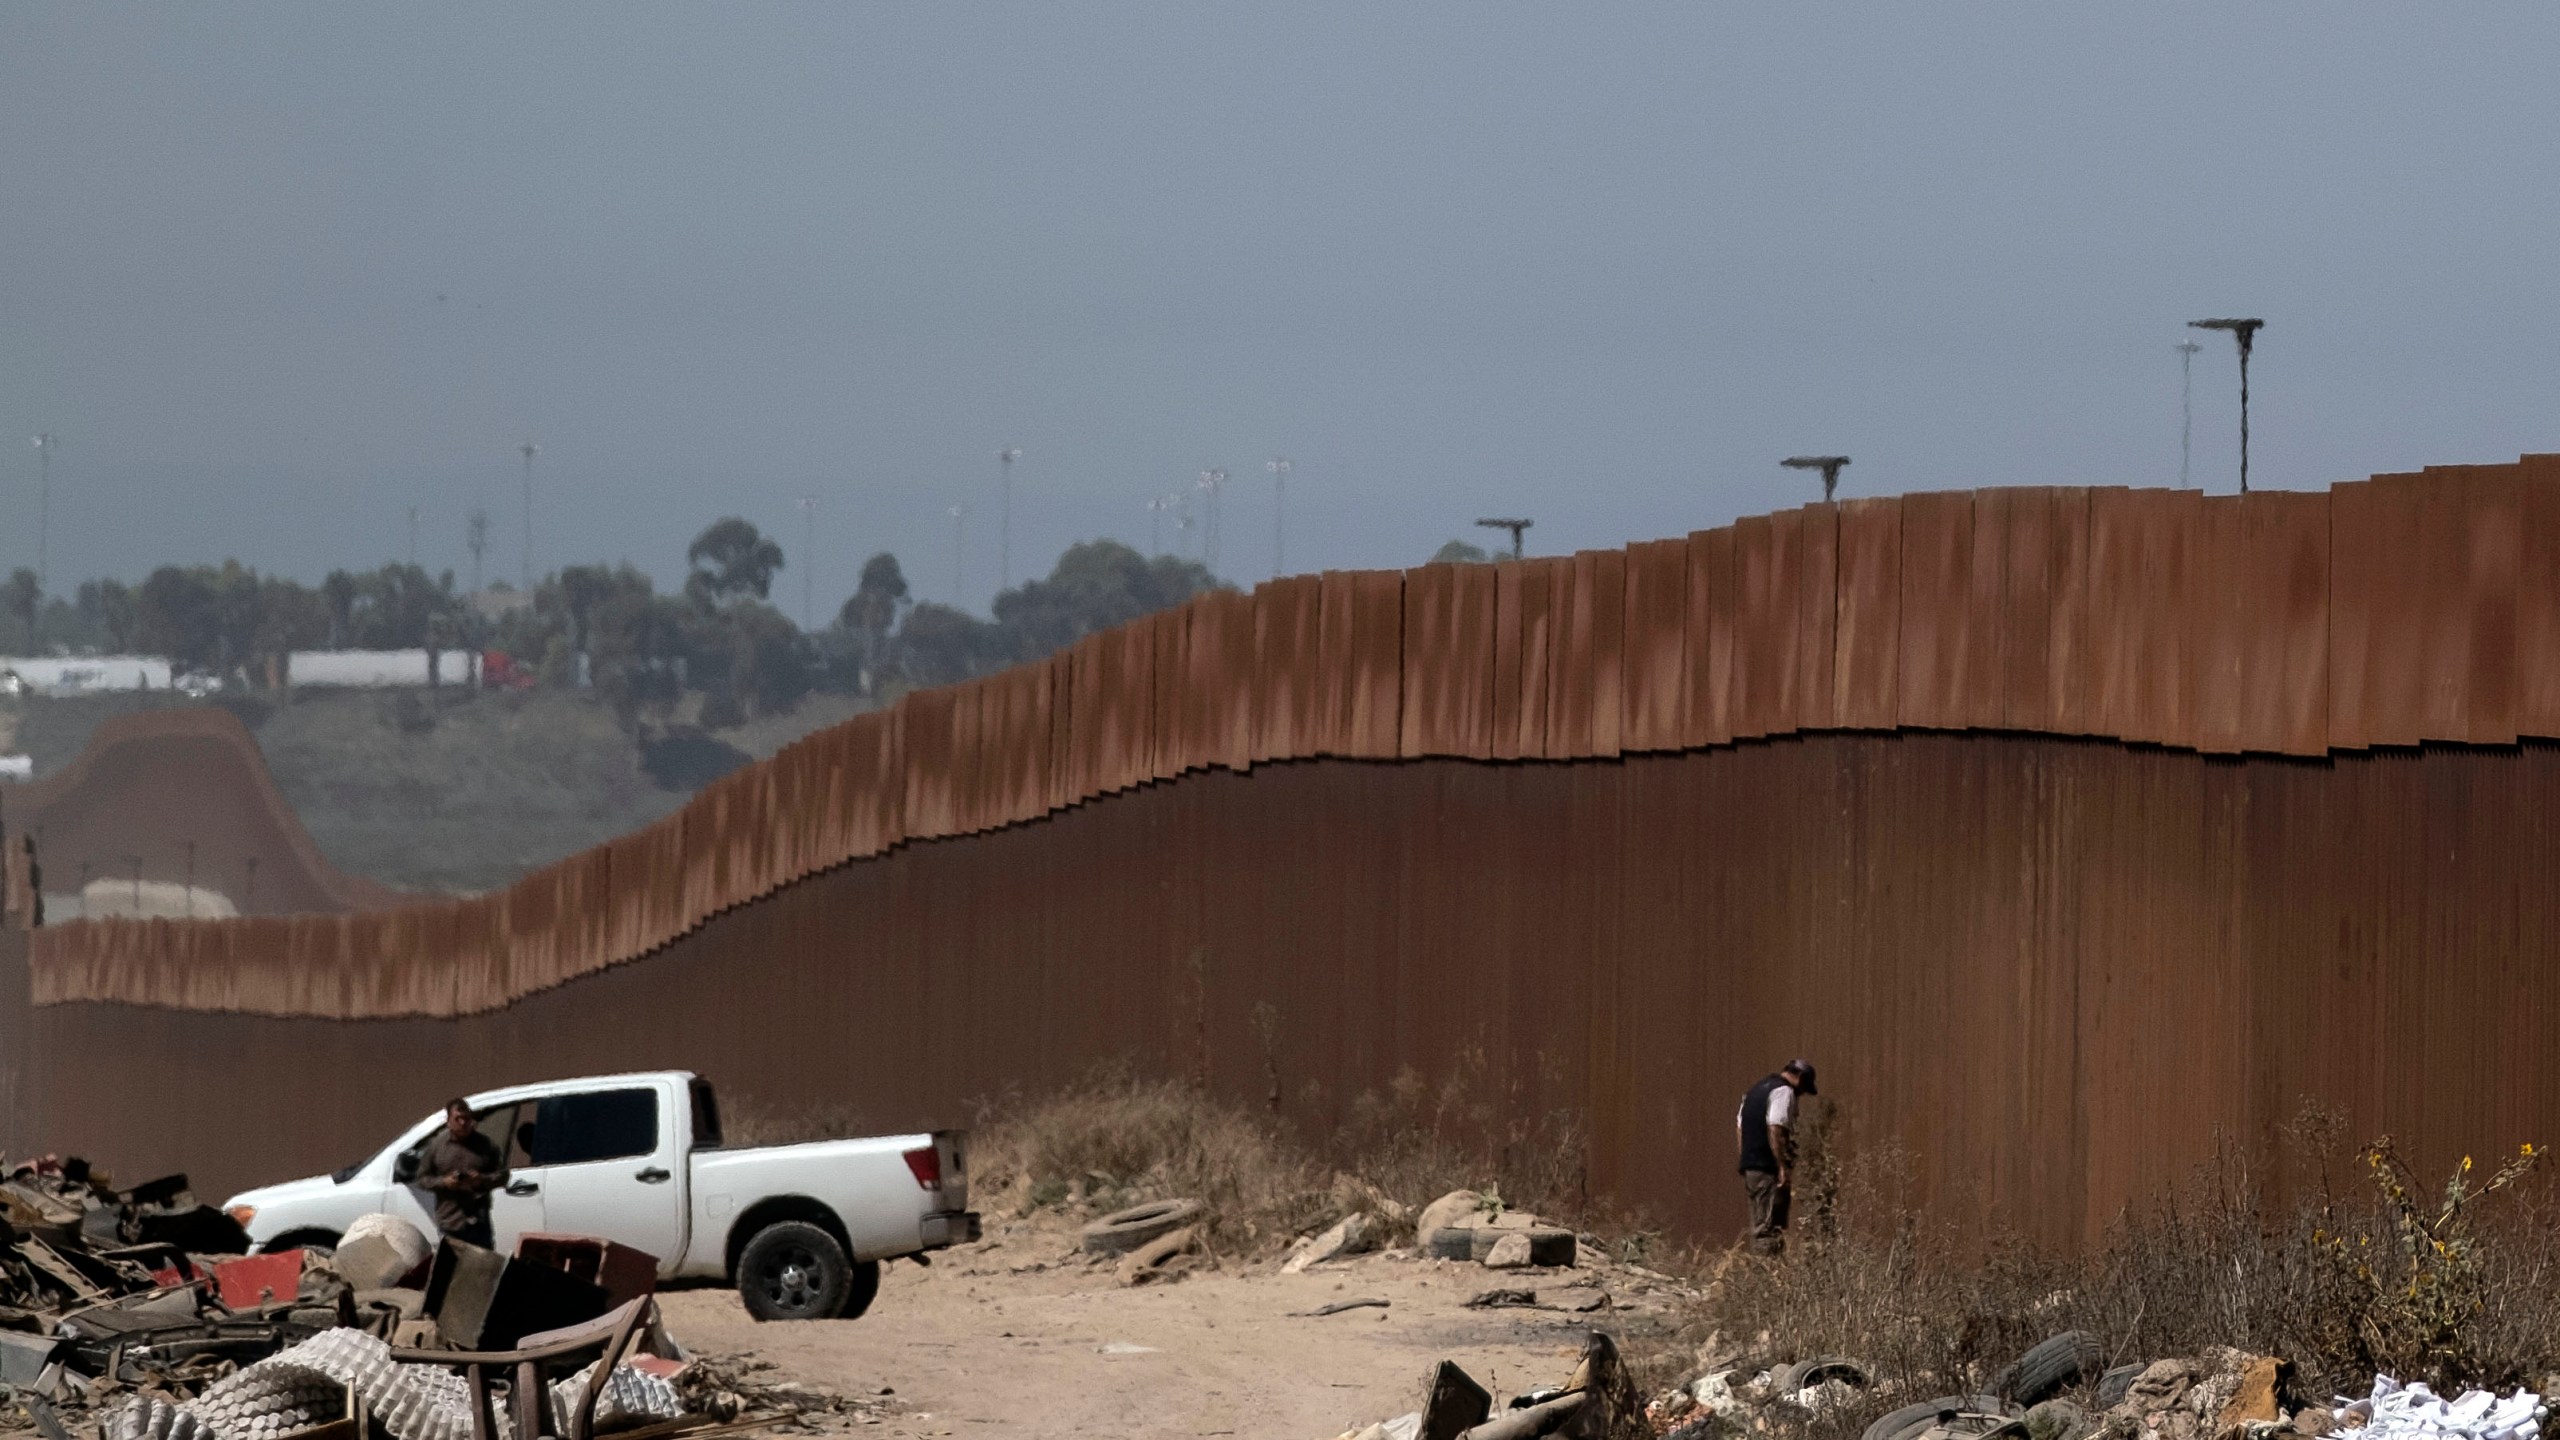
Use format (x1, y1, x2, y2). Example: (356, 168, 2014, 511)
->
(1265, 456, 1291, 578)
(2188, 318, 2264, 493)
(1196, 469, 1226, 573)
(995, 447, 1022, 591)
(795, 496, 819, 630)
(1781, 455, 1851, 502)
(1147, 495, 1175, 556)
(516, 442, 540, 591)
(29, 435, 59, 590)
(2176, 340, 2202, 489)
(947, 503, 970, 606)
(466, 509, 490, 592)
(1475, 517, 1532, 560)
(406, 505, 421, 567)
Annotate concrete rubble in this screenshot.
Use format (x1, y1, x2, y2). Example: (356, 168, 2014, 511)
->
(1329, 1330, 1645, 1440)
(1615, 1337, 2544, 1440)
(0, 1154, 854, 1440)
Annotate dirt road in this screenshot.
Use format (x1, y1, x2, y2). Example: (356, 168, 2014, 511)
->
(659, 1215, 1693, 1439)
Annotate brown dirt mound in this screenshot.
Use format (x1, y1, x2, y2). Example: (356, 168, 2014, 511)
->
(2, 706, 403, 916)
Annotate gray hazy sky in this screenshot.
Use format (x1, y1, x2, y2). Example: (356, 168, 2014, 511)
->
(6, 7, 2558, 619)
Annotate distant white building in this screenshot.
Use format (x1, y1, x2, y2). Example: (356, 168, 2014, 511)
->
(0, 655, 174, 695)
(287, 649, 481, 688)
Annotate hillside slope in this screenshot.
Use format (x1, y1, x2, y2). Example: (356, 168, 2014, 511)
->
(3, 687, 872, 895)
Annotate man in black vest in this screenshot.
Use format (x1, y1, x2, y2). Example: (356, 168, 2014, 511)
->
(1736, 1059, 1815, 1255)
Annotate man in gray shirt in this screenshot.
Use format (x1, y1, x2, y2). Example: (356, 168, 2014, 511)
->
(419, 1098, 507, 1249)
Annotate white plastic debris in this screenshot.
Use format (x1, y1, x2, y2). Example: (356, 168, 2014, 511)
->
(2332, 1377, 2545, 1440)
(551, 1361, 684, 1433)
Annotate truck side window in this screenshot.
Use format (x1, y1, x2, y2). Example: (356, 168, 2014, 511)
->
(529, 1088, 659, 1166)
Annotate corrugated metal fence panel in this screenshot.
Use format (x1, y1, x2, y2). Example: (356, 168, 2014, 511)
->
(1798, 503, 1840, 729)
(1548, 556, 1596, 758)
(1491, 563, 1526, 761)
(1733, 513, 1801, 741)
(1685, 526, 1736, 748)
(2047, 488, 2097, 736)
(2362, 474, 2430, 748)
(2418, 470, 2476, 744)
(1897, 491, 1973, 730)
(1963, 489, 2010, 731)
(1449, 561, 1498, 760)
(1515, 558, 1561, 759)
(2520, 457, 2560, 739)
(1148, 608, 1189, 780)
(2085, 487, 2140, 742)
(1042, 653, 1076, 815)
(1621, 538, 1687, 752)
(1346, 571, 1405, 759)
(2000, 488, 2056, 731)
(2327, 478, 2380, 751)
(902, 688, 958, 839)
(1584, 549, 1628, 758)
(1401, 564, 1457, 758)
(1102, 613, 1155, 793)
(1199, 589, 1258, 772)
(1252, 576, 1320, 763)
(2461, 465, 2522, 747)
(1314, 572, 1360, 758)
(2239, 490, 2331, 757)
(1834, 497, 1902, 729)
(2188, 496, 2248, 755)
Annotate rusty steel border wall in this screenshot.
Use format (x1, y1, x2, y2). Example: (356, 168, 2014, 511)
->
(7, 462, 2560, 1245)
(6, 735, 2560, 1250)
(26, 460, 2560, 1021)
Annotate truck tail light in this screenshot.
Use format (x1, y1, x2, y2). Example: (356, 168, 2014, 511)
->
(902, 1144, 942, 1191)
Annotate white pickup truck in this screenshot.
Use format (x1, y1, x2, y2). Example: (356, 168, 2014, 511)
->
(219, 1071, 978, 1321)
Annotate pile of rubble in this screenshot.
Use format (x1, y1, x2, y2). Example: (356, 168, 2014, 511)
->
(1638, 1334, 2549, 1440)
(0, 1155, 819, 1440)
(1328, 1330, 1647, 1440)
(1073, 1184, 1587, 1288)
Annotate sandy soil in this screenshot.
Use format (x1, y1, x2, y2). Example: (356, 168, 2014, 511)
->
(657, 1214, 1696, 1440)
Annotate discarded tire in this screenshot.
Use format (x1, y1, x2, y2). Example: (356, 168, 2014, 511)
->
(1079, 1199, 1205, 1256)
(1422, 1224, 1576, 1266)
(2096, 1365, 2142, 1409)
(1862, 1395, 2004, 1440)
(1999, 1331, 2105, 1406)
(1771, 1357, 1871, 1394)
(737, 1220, 854, 1322)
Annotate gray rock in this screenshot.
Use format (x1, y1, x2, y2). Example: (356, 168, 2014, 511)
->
(1415, 1190, 1483, 1251)
(1282, 1213, 1374, 1274)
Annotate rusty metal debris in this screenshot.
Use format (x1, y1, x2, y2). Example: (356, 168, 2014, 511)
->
(0, 1154, 830, 1440)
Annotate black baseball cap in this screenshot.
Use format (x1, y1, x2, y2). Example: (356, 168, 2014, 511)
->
(1785, 1059, 1818, 1094)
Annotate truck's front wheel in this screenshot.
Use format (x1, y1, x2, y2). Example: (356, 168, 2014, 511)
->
(737, 1221, 852, 1322)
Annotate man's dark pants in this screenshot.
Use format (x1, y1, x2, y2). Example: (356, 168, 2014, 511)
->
(1741, 1170, 1790, 1255)
(446, 1218, 493, 1250)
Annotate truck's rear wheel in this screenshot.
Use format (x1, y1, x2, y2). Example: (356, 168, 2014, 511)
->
(839, 1259, 880, 1319)
(737, 1221, 852, 1322)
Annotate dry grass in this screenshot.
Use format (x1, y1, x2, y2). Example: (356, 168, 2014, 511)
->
(962, 1053, 1597, 1254)
(1693, 1106, 2560, 1409)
